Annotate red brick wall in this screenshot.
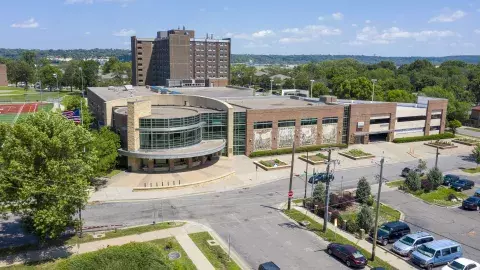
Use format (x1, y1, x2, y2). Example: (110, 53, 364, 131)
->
(348, 103, 397, 144)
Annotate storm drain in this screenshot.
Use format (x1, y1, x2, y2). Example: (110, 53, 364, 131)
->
(168, 251, 181, 260)
(207, 239, 219, 246)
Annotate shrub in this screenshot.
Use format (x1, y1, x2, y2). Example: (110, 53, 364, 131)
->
(356, 205, 374, 233)
(344, 214, 359, 234)
(330, 210, 342, 223)
(165, 240, 173, 250)
(313, 183, 326, 205)
(421, 178, 434, 192)
(329, 193, 354, 211)
(366, 195, 375, 207)
(417, 159, 427, 173)
(249, 143, 348, 157)
(356, 177, 371, 204)
(392, 133, 454, 143)
(405, 171, 421, 191)
(426, 167, 443, 190)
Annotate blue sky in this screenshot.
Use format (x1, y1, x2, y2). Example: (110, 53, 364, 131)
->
(1, 0, 479, 56)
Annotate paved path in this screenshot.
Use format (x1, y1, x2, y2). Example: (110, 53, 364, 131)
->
(457, 127, 480, 138)
(0, 222, 217, 269)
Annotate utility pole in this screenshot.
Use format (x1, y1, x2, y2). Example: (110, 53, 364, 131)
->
(323, 149, 332, 233)
(287, 132, 297, 210)
(435, 147, 439, 169)
(371, 157, 385, 261)
(304, 146, 309, 207)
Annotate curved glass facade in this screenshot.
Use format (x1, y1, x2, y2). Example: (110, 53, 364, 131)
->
(140, 115, 200, 128)
(140, 126, 202, 150)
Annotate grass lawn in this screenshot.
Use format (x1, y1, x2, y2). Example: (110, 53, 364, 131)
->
(386, 180, 405, 188)
(302, 152, 327, 162)
(259, 159, 287, 167)
(377, 203, 401, 222)
(189, 232, 241, 270)
(284, 209, 395, 270)
(342, 149, 372, 157)
(292, 198, 304, 204)
(414, 187, 467, 207)
(462, 167, 480, 174)
(6, 238, 195, 270)
(0, 222, 184, 258)
(105, 169, 123, 178)
(0, 88, 80, 103)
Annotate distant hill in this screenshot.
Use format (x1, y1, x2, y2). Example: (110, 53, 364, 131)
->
(1, 48, 479, 66)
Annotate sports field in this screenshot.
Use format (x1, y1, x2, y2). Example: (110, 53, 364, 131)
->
(0, 102, 54, 124)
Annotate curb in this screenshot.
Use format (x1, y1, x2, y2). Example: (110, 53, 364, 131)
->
(132, 171, 236, 191)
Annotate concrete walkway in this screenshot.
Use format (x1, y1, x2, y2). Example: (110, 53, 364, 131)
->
(290, 206, 415, 269)
(0, 222, 223, 269)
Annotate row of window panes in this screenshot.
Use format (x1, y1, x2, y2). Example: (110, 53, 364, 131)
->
(322, 117, 338, 124)
(397, 115, 426, 122)
(139, 115, 200, 128)
(278, 120, 296, 127)
(301, 118, 317, 126)
(140, 128, 202, 150)
(431, 114, 442, 119)
(254, 121, 272, 129)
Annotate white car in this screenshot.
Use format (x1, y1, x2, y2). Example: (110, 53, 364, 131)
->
(442, 258, 480, 270)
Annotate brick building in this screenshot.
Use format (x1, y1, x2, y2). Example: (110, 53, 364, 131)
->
(87, 86, 447, 172)
(0, 64, 7, 86)
(131, 27, 231, 88)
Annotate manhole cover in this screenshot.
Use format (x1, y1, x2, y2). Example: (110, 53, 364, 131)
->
(268, 193, 274, 196)
(168, 251, 181, 260)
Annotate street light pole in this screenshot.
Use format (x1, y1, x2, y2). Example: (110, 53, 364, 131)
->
(371, 79, 377, 102)
(323, 149, 332, 233)
(371, 157, 385, 261)
(304, 148, 309, 206)
(287, 130, 297, 210)
(310, 79, 314, 98)
(435, 147, 440, 169)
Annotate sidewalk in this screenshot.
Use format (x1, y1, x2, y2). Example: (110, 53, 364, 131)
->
(291, 206, 415, 269)
(0, 222, 247, 270)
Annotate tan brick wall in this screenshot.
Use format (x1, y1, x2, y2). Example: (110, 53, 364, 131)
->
(245, 105, 344, 156)
(127, 100, 151, 151)
(0, 64, 7, 86)
(425, 99, 448, 135)
(348, 103, 397, 144)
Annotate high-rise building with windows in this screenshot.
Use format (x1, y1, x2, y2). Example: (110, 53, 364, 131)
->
(131, 27, 231, 87)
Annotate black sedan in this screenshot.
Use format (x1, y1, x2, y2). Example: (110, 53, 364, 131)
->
(451, 179, 475, 191)
(308, 172, 333, 184)
(462, 196, 480, 210)
(327, 243, 367, 268)
(443, 174, 460, 186)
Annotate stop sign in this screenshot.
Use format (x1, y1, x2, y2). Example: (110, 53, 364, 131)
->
(288, 190, 293, 198)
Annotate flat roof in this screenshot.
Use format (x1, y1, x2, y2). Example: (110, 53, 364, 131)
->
(88, 86, 158, 101)
(225, 96, 326, 110)
(114, 105, 222, 118)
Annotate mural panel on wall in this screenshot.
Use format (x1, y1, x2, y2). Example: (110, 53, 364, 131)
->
(322, 123, 337, 144)
(254, 129, 272, 151)
(300, 125, 317, 146)
(278, 127, 295, 148)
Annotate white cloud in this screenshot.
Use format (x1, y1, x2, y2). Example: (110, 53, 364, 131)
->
(252, 30, 275, 38)
(279, 37, 311, 44)
(474, 29, 480, 34)
(332, 12, 344, 20)
(282, 25, 342, 37)
(352, 24, 358, 27)
(244, 42, 270, 48)
(429, 10, 466, 23)
(318, 16, 325, 21)
(113, 28, 136, 36)
(11, 18, 39, 28)
(365, 20, 371, 24)
(225, 32, 253, 40)
(350, 26, 457, 45)
(85, 31, 91, 35)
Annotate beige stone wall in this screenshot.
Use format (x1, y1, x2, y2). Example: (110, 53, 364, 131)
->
(127, 100, 151, 151)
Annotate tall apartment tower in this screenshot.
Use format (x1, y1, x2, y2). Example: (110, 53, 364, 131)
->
(131, 27, 231, 87)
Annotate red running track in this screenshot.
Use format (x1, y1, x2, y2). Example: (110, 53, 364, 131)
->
(0, 103, 40, 115)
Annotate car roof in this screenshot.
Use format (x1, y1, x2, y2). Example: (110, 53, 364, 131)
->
(454, 258, 478, 265)
(424, 239, 459, 249)
(446, 174, 458, 177)
(476, 189, 480, 193)
(259, 262, 280, 270)
(467, 196, 480, 201)
(339, 244, 358, 252)
(406, 231, 432, 239)
(383, 221, 408, 228)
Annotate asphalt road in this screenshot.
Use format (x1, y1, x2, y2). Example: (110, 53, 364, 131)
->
(457, 127, 480, 138)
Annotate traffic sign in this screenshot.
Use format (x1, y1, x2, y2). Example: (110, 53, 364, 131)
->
(288, 190, 293, 198)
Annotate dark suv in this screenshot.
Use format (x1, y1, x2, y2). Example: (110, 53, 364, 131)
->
(308, 173, 333, 184)
(451, 179, 475, 191)
(370, 221, 411, 246)
(401, 167, 424, 177)
(443, 174, 460, 186)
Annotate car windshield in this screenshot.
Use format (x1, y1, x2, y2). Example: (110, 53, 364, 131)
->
(449, 261, 466, 270)
(351, 250, 364, 259)
(416, 245, 435, 258)
(379, 225, 391, 233)
(466, 197, 478, 203)
(399, 236, 415, 246)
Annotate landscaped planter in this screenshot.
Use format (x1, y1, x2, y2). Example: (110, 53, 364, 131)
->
(253, 159, 290, 171)
(452, 139, 479, 146)
(339, 149, 375, 160)
(424, 140, 458, 149)
(298, 152, 328, 165)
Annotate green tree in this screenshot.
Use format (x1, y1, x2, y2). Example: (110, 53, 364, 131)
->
(81, 60, 100, 88)
(355, 177, 371, 204)
(448, 120, 462, 135)
(385, 89, 416, 103)
(91, 127, 121, 176)
(356, 204, 374, 233)
(312, 82, 329, 97)
(472, 144, 480, 167)
(426, 167, 443, 191)
(405, 171, 421, 191)
(312, 183, 326, 205)
(39, 64, 62, 91)
(417, 159, 427, 173)
(62, 60, 82, 91)
(61, 95, 93, 128)
(21, 51, 36, 66)
(0, 111, 97, 239)
(0, 122, 11, 147)
(7, 61, 34, 89)
(102, 57, 121, 74)
(283, 78, 294, 89)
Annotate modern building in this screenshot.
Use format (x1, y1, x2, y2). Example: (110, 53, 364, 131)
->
(131, 27, 231, 88)
(0, 64, 7, 86)
(87, 86, 447, 172)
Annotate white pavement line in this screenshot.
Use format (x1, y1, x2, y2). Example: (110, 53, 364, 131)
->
(12, 103, 25, 125)
(175, 234, 215, 270)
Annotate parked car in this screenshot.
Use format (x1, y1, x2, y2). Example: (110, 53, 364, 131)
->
(444, 174, 460, 186)
(401, 167, 425, 177)
(326, 243, 367, 268)
(474, 189, 480, 198)
(411, 239, 462, 269)
(370, 221, 411, 246)
(451, 179, 475, 191)
(308, 172, 333, 184)
(462, 196, 480, 210)
(392, 232, 434, 257)
(442, 258, 480, 270)
(258, 261, 280, 270)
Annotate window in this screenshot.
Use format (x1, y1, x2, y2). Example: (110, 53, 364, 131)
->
(254, 121, 272, 129)
(278, 120, 295, 128)
(431, 114, 442, 119)
(370, 118, 390, 124)
(450, 246, 459, 253)
(301, 118, 317, 126)
(322, 117, 338, 124)
(397, 115, 426, 122)
(442, 248, 452, 256)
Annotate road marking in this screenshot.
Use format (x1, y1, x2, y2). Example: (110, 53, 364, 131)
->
(12, 103, 25, 125)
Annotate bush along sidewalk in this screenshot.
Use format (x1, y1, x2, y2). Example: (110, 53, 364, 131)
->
(392, 133, 454, 143)
(284, 209, 396, 270)
(249, 143, 347, 157)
